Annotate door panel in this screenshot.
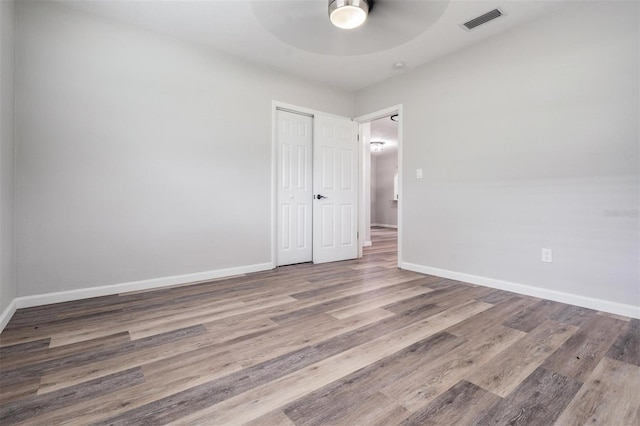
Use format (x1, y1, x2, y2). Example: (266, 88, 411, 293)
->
(321, 204, 335, 248)
(296, 204, 308, 248)
(313, 114, 358, 264)
(321, 146, 335, 189)
(277, 111, 313, 266)
(340, 149, 352, 189)
(340, 204, 353, 245)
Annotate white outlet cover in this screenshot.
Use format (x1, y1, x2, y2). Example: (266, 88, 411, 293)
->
(416, 168, 423, 179)
(542, 248, 553, 263)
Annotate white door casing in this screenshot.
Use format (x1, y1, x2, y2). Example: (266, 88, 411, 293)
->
(276, 110, 313, 266)
(312, 114, 359, 264)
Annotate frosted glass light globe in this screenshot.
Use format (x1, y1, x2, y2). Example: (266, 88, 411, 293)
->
(329, 0, 369, 30)
(330, 5, 367, 29)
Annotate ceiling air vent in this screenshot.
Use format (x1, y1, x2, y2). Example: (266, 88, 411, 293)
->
(462, 9, 504, 31)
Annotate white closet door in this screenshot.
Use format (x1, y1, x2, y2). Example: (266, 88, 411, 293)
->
(276, 110, 313, 266)
(312, 114, 358, 264)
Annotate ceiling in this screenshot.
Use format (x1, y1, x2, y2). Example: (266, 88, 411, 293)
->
(370, 115, 398, 150)
(57, 0, 568, 92)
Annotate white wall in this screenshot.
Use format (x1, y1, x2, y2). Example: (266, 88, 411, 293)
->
(370, 147, 377, 224)
(360, 122, 372, 245)
(372, 149, 398, 227)
(355, 1, 639, 312)
(15, 1, 353, 297)
(0, 0, 16, 316)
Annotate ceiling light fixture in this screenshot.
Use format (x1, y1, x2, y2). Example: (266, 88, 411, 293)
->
(370, 141, 385, 152)
(329, 0, 369, 30)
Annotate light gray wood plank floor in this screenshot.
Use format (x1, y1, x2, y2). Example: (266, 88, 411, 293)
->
(1, 227, 638, 425)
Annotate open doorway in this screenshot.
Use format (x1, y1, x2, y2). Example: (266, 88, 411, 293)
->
(370, 115, 398, 229)
(356, 105, 402, 267)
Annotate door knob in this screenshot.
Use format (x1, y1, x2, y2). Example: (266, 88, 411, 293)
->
(315, 194, 327, 200)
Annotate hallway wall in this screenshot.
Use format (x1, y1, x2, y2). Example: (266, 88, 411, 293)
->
(371, 149, 398, 227)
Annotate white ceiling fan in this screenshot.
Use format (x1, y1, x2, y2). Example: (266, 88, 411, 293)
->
(251, 0, 451, 56)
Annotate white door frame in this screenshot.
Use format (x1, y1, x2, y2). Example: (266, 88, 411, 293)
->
(354, 104, 403, 268)
(271, 101, 358, 267)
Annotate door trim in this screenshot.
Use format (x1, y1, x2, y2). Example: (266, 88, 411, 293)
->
(354, 104, 404, 268)
(271, 101, 357, 267)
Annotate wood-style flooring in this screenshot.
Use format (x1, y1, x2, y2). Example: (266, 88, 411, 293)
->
(1, 227, 639, 425)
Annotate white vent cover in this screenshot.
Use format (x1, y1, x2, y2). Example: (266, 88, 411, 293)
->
(462, 9, 504, 31)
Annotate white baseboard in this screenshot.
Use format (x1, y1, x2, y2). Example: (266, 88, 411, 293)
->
(4, 259, 636, 335)
(371, 224, 398, 229)
(363, 241, 372, 247)
(401, 262, 640, 319)
(0, 299, 18, 333)
(0, 262, 274, 333)
(16, 262, 274, 310)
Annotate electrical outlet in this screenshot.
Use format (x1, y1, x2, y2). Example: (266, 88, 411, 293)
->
(416, 168, 423, 179)
(542, 248, 553, 263)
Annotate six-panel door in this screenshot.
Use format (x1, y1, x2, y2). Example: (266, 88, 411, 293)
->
(276, 110, 313, 266)
(312, 114, 358, 264)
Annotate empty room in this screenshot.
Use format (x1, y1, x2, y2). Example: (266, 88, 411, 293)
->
(0, 0, 638, 424)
